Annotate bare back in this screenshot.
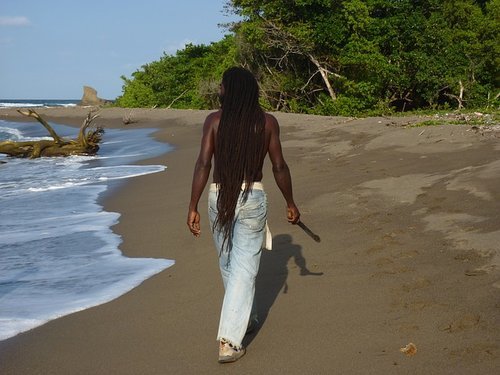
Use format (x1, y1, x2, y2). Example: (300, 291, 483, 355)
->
(205, 110, 284, 183)
(188, 106, 299, 237)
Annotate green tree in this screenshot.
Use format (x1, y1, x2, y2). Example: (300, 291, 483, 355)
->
(116, 1, 498, 114)
(115, 35, 237, 108)
(363, 0, 498, 110)
(229, 0, 499, 113)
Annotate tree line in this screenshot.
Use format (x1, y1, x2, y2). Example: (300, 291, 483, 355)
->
(116, 0, 499, 116)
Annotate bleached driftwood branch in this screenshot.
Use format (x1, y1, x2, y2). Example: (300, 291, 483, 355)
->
(0, 109, 104, 158)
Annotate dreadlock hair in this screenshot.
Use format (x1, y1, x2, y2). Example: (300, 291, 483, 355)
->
(214, 67, 266, 252)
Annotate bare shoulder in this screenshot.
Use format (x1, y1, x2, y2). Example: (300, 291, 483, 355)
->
(204, 110, 221, 126)
(202, 110, 221, 135)
(264, 112, 279, 132)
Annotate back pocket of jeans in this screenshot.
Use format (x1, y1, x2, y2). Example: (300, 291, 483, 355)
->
(238, 201, 266, 230)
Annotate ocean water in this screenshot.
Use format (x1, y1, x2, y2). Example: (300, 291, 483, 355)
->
(0, 120, 175, 341)
(0, 99, 79, 108)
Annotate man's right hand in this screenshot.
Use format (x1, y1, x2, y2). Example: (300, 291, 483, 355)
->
(187, 210, 201, 237)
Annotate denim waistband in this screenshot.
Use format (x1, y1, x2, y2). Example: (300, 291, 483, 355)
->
(209, 182, 264, 192)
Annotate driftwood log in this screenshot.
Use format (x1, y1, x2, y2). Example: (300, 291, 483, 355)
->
(0, 109, 103, 158)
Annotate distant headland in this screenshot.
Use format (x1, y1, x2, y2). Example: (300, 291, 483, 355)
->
(79, 86, 113, 106)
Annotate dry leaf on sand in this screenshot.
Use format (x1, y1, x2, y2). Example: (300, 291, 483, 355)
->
(400, 343, 417, 356)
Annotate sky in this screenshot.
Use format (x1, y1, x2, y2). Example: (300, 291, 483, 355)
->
(0, 0, 239, 100)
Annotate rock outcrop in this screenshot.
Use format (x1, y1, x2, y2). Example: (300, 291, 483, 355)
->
(79, 86, 112, 106)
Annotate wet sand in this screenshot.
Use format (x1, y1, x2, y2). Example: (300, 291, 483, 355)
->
(0, 107, 499, 374)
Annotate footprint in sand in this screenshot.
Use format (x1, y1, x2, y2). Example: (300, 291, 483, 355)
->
(440, 313, 481, 333)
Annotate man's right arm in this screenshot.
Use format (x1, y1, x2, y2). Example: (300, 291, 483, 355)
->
(187, 112, 217, 236)
(267, 114, 300, 224)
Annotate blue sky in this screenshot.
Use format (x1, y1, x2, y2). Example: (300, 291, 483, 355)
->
(0, 0, 238, 100)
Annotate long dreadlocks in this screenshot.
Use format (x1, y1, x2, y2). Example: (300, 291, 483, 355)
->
(213, 67, 266, 252)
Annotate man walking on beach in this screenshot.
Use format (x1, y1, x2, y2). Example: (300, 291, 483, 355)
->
(187, 67, 300, 363)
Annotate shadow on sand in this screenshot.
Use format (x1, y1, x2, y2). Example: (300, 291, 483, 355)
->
(243, 234, 323, 347)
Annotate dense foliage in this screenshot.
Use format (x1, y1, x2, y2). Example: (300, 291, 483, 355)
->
(115, 36, 237, 108)
(116, 0, 499, 115)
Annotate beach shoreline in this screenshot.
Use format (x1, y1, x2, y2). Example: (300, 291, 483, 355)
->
(0, 107, 499, 374)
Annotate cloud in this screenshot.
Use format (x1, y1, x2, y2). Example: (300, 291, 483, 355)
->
(0, 16, 31, 26)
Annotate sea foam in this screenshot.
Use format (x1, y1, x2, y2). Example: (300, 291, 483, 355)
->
(0, 120, 174, 340)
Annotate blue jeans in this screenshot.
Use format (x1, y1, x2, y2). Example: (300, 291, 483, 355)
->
(208, 184, 267, 348)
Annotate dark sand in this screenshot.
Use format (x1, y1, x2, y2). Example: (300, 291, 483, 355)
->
(0, 107, 499, 374)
